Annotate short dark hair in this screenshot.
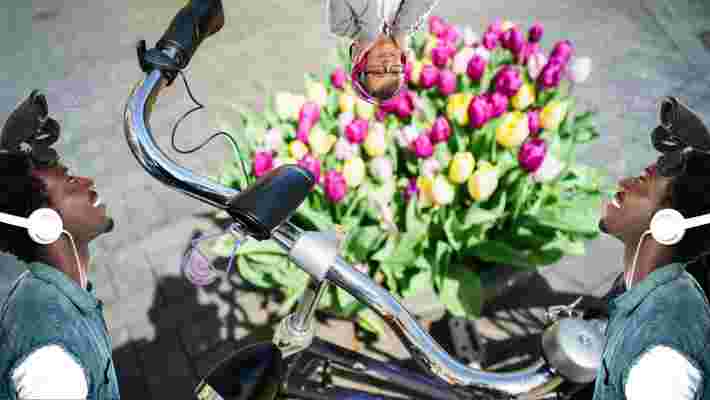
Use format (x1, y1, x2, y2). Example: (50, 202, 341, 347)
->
(0, 154, 51, 263)
(669, 152, 710, 263)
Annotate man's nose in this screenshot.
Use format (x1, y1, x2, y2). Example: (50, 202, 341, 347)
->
(79, 176, 94, 188)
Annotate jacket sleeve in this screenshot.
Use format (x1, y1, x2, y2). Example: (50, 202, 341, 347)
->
(327, 0, 377, 40)
(391, 0, 440, 37)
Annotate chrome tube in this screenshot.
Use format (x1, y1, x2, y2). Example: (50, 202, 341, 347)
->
(326, 256, 555, 395)
(124, 65, 557, 396)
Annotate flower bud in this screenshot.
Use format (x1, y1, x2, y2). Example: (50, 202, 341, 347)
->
(528, 23, 544, 43)
(339, 91, 357, 114)
(429, 116, 452, 143)
(467, 161, 499, 201)
(404, 177, 419, 201)
(487, 92, 509, 118)
(448, 152, 476, 183)
(482, 31, 498, 49)
(298, 154, 322, 182)
(447, 93, 473, 126)
(432, 175, 456, 205)
(422, 157, 442, 177)
(288, 140, 309, 160)
(429, 16, 447, 36)
(468, 95, 491, 129)
(345, 119, 369, 144)
(342, 157, 366, 187)
(511, 82, 535, 111)
(324, 170, 347, 202)
(309, 126, 337, 156)
(253, 151, 274, 177)
(528, 109, 541, 135)
(369, 157, 393, 182)
(494, 65, 523, 97)
(467, 55, 487, 82)
(412, 135, 434, 158)
(518, 137, 547, 173)
(363, 123, 387, 157)
(539, 100, 569, 131)
(527, 52, 548, 80)
(496, 111, 529, 148)
(437, 69, 457, 96)
(420, 64, 440, 89)
(331, 67, 346, 89)
(550, 40, 574, 64)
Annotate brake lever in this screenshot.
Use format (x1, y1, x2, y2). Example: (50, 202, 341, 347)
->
(545, 296, 584, 324)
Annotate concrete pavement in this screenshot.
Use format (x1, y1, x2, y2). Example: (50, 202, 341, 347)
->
(0, 0, 709, 398)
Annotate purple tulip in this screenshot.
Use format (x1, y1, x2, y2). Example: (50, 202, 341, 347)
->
(550, 40, 574, 64)
(253, 151, 274, 177)
(482, 31, 498, 50)
(297, 102, 320, 143)
(468, 95, 491, 128)
(487, 92, 509, 118)
(345, 119, 369, 144)
(518, 138, 547, 173)
(429, 116, 452, 143)
(330, 67, 346, 90)
(420, 64, 440, 89)
(437, 69, 457, 96)
(467, 55, 486, 81)
(528, 23, 544, 43)
(537, 59, 564, 89)
(404, 177, 419, 201)
(507, 28, 525, 54)
(528, 109, 541, 135)
(494, 66, 523, 97)
(324, 170, 347, 203)
(429, 16, 447, 36)
(411, 135, 434, 158)
(298, 154, 322, 182)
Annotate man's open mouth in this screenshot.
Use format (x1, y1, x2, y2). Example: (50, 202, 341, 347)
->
(90, 189, 103, 208)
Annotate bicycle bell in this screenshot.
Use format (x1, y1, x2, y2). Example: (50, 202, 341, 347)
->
(541, 318, 604, 384)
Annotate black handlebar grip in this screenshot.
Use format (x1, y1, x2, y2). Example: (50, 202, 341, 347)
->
(156, 0, 224, 70)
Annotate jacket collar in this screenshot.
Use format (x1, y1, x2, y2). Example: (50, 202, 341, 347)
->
(28, 261, 99, 315)
(609, 262, 686, 317)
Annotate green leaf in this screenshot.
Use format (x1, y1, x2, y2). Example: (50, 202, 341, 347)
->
(523, 192, 602, 235)
(466, 240, 536, 269)
(357, 308, 385, 336)
(401, 269, 431, 297)
(237, 256, 272, 288)
(432, 241, 453, 291)
(439, 265, 483, 318)
(574, 111, 596, 129)
(295, 201, 334, 231)
(345, 225, 385, 262)
(463, 206, 501, 228)
(406, 198, 429, 240)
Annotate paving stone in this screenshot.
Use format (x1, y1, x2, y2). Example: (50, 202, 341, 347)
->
(110, 328, 150, 400)
(134, 330, 198, 400)
(111, 248, 158, 298)
(103, 285, 160, 333)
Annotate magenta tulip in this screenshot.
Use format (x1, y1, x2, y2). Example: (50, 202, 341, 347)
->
(518, 137, 547, 173)
(437, 69, 457, 96)
(376, 108, 387, 121)
(345, 119, 369, 144)
(429, 116, 452, 143)
(324, 170, 347, 202)
(420, 64, 440, 89)
(298, 154, 322, 182)
(482, 31, 498, 50)
(467, 55, 486, 81)
(528, 23, 544, 43)
(253, 151, 274, 177)
(468, 95, 491, 128)
(404, 177, 419, 201)
(404, 62, 413, 83)
(507, 28, 525, 54)
(395, 90, 416, 119)
(528, 109, 541, 135)
(538, 59, 564, 89)
(429, 16, 447, 36)
(380, 95, 399, 114)
(330, 67, 346, 89)
(550, 40, 574, 64)
(494, 66, 523, 97)
(297, 102, 320, 143)
(486, 19, 503, 37)
(439, 25, 461, 45)
(411, 135, 434, 158)
(487, 92, 509, 118)
(432, 45, 451, 68)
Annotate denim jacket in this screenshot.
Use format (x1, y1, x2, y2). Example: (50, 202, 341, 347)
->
(592, 262, 710, 400)
(0, 262, 120, 399)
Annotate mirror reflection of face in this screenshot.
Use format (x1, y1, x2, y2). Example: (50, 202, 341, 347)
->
(357, 35, 405, 102)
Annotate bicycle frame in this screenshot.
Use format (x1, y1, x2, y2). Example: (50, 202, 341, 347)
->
(123, 47, 596, 399)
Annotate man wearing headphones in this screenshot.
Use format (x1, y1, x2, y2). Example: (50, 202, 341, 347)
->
(592, 97, 710, 399)
(0, 91, 119, 399)
(327, 0, 439, 103)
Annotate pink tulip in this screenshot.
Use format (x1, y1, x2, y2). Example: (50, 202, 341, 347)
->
(517, 42, 540, 64)
(507, 28, 525, 54)
(467, 55, 486, 81)
(330, 67, 346, 89)
(528, 23, 544, 43)
(486, 19, 503, 38)
(432, 45, 454, 68)
(375, 108, 387, 121)
(429, 116, 452, 143)
(411, 135, 434, 158)
(494, 66, 523, 97)
(404, 177, 419, 201)
(482, 31, 498, 50)
(298, 154, 322, 182)
(518, 138, 547, 173)
(396, 90, 416, 118)
(550, 40, 574, 64)
(439, 25, 461, 45)
(437, 69, 457, 96)
(468, 95, 491, 128)
(528, 109, 541, 135)
(345, 119, 369, 144)
(538, 59, 564, 89)
(429, 16, 447, 36)
(404, 62, 413, 83)
(253, 151, 274, 177)
(487, 92, 509, 118)
(297, 102, 320, 143)
(324, 170, 347, 203)
(420, 64, 440, 89)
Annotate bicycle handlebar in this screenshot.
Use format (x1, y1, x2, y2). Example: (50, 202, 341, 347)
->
(123, 8, 560, 396)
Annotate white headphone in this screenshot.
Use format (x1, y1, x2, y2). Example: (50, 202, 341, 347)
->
(650, 208, 710, 246)
(0, 208, 63, 244)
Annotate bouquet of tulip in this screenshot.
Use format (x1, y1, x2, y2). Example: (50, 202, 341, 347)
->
(214, 17, 606, 334)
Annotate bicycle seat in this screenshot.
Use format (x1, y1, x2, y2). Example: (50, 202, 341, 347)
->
(227, 164, 315, 240)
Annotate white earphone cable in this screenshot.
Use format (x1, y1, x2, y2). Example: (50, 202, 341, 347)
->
(62, 230, 86, 289)
(626, 230, 651, 289)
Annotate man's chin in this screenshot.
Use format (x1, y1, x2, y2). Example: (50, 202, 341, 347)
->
(598, 219, 608, 234)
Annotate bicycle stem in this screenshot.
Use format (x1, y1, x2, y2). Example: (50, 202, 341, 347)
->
(124, 61, 557, 396)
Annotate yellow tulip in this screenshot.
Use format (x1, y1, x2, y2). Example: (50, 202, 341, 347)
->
(355, 97, 376, 120)
(288, 140, 309, 160)
(447, 93, 473, 126)
(306, 80, 328, 108)
(410, 60, 424, 86)
(432, 175, 456, 206)
(448, 152, 476, 184)
(342, 157, 366, 187)
(417, 176, 435, 207)
(540, 100, 569, 131)
(511, 83, 535, 111)
(275, 92, 305, 120)
(363, 124, 387, 157)
(339, 91, 356, 114)
(467, 161, 499, 201)
(309, 126, 337, 156)
(496, 111, 530, 149)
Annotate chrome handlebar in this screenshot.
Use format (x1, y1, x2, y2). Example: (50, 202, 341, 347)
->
(123, 59, 557, 396)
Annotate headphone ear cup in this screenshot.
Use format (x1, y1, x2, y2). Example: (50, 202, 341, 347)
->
(650, 208, 685, 245)
(27, 208, 63, 244)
